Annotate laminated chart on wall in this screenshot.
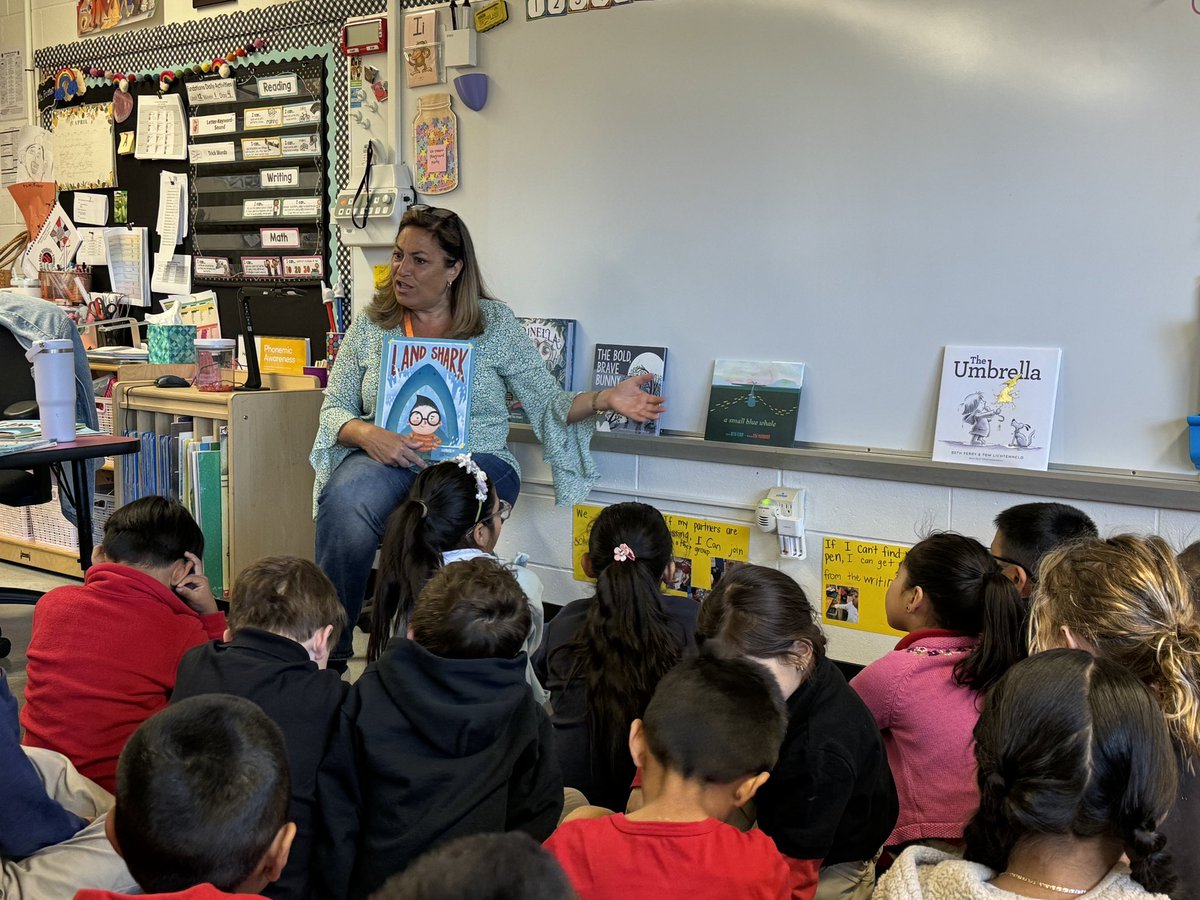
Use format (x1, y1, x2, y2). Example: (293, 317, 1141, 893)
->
(135, 93, 187, 161)
(51, 103, 116, 191)
(526, 0, 648, 21)
(820, 537, 907, 637)
(572, 503, 749, 603)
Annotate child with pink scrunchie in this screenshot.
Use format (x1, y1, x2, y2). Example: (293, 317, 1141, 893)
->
(533, 501, 697, 812)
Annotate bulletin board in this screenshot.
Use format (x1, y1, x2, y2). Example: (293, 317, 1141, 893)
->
(572, 502, 749, 603)
(400, 0, 1200, 477)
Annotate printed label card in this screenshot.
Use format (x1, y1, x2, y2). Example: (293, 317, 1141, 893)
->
(243, 106, 283, 130)
(260, 227, 300, 248)
(243, 199, 280, 218)
(260, 167, 300, 189)
(241, 137, 282, 160)
(187, 79, 238, 105)
(280, 197, 321, 217)
(256, 74, 299, 99)
(405, 45, 441, 88)
(190, 113, 236, 136)
(242, 256, 283, 278)
(282, 256, 323, 277)
(194, 257, 232, 277)
(280, 135, 319, 156)
(281, 102, 321, 127)
(405, 10, 438, 46)
(190, 141, 235, 164)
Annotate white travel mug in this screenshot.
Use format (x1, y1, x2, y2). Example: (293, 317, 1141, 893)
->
(25, 339, 76, 442)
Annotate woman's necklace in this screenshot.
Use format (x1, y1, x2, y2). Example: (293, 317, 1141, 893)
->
(1000, 870, 1090, 895)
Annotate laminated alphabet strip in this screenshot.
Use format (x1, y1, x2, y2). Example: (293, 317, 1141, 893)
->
(526, 0, 650, 21)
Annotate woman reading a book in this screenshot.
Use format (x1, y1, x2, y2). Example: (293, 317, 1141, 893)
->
(310, 206, 663, 670)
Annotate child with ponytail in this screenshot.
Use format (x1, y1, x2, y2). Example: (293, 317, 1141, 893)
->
(532, 502, 696, 812)
(850, 532, 1025, 849)
(875, 649, 1178, 899)
(369, 455, 545, 700)
(1030, 533, 1200, 900)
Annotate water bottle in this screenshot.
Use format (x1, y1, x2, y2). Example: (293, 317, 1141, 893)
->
(25, 339, 75, 442)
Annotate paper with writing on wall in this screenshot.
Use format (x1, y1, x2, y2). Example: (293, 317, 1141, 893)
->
(193, 257, 231, 278)
(0, 125, 18, 186)
(821, 537, 907, 637)
(76, 227, 107, 266)
(190, 113, 235, 137)
(135, 94, 187, 161)
(156, 172, 187, 246)
(0, 49, 22, 119)
(186, 79, 237, 106)
(572, 503, 749, 603)
(151, 252, 192, 295)
(103, 227, 150, 307)
(52, 103, 115, 191)
(74, 193, 108, 226)
(244, 106, 283, 130)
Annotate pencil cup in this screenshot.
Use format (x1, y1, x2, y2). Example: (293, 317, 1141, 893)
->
(326, 331, 345, 366)
(26, 339, 75, 442)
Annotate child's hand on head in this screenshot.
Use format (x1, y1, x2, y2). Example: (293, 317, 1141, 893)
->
(174, 551, 217, 615)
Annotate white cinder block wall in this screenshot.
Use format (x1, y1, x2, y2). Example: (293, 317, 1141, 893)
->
(493, 444, 1200, 667)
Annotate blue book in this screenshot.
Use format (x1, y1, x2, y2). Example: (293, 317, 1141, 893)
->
(375, 337, 474, 462)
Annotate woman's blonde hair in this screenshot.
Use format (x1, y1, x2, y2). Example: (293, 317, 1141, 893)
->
(367, 206, 494, 337)
(1029, 533, 1200, 757)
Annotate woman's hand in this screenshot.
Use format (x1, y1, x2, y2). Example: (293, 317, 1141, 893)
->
(604, 373, 666, 423)
(345, 419, 428, 469)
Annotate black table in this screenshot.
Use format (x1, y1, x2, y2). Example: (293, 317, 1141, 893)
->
(0, 435, 140, 574)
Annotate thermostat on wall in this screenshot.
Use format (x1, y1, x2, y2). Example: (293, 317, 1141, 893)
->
(342, 16, 388, 56)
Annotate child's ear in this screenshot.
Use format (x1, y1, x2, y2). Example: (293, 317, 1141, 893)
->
(222, 628, 233, 643)
(242, 821, 296, 892)
(304, 624, 335, 667)
(92, 545, 108, 566)
(906, 585, 926, 615)
(104, 808, 123, 858)
(628, 718, 647, 769)
(580, 552, 596, 580)
(731, 771, 771, 808)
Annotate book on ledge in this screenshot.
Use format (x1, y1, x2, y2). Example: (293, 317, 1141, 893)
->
(507, 317, 577, 425)
(932, 345, 1062, 471)
(375, 338, 474, 463)
(704, 360, 805, 448)
(592, 343, 667, 436)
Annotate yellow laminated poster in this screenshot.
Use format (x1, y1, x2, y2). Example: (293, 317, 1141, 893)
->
(821, 537, 908, 637)
(255, 336, 311, 374)
(373, 264, 391, 290)
(572, 504, 749, 602)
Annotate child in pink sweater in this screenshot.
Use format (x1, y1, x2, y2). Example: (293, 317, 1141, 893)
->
(850, 532, 1024, 849)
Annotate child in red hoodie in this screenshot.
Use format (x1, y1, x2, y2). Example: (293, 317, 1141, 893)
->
(22, 495, 226, 791)
(74, 693, 295, 900)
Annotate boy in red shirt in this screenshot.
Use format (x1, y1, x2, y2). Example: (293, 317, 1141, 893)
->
(22, 495, 226, 791)
(544, 649, 792, 900)
(74, 693, 295, 900)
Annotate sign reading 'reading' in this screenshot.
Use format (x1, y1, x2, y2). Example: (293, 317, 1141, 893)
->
(256, 75, 299, 98)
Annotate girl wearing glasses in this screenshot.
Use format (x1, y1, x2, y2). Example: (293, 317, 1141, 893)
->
(311, 206, 663, 671)
(368, 456, 546, 702)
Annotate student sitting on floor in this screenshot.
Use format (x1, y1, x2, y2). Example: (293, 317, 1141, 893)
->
(74, 694, 295, 899)
(697, 564, 898, 900)
(988, 501, 1097, 601)
(544, 647, 791, 900)
(874, 649, 1177, 899)
(370, 455, 546, 701)
(850, 532, 1025, 851)
(533, 501, 696, 812)
(0, 669, 136, 899)
(316, 557, 562, 900)
(22, 495, 226, 791)
(173, 556, 348, 900)
(368, 832, 577, 900)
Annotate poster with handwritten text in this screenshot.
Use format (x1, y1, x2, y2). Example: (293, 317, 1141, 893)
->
(821, 537, 908, 637)
(51, 103, 115, 191)
(572, 503, 749, 602)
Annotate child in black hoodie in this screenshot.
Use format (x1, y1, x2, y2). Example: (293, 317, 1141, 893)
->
(315, 557, 563, 900)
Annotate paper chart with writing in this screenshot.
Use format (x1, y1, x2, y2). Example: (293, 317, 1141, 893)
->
(151, 251, 192, 295)
(76, 228, 107, 266)
(820, 537, 907, 637)
(156, 172, 188, 246)
(52, 103, 115, 191)
(0, 126, 17, 186)
(572, 503, 749, 602)
(0, 49, 22, 119)
(136, 93, 187, 160)
(103, 227, 150, 306)
(74, 193, 108, 226)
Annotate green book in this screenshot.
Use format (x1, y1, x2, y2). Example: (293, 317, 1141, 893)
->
(195, 447, 224, 599)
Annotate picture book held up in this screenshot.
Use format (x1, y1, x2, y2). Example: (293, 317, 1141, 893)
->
(592, 343, 667, 436)
(375, 338, 474, 463)
(932, 346, 1062, 471)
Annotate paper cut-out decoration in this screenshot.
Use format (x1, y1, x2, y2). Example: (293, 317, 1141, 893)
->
(413, 93, 458, 195)
(54, 68, 85, 102)
(113, 89, 134, 123)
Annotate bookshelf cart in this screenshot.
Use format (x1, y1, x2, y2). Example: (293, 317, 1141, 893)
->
(112, 372, 323, 585)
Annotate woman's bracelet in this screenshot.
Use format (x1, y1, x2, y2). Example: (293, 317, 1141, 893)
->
(591, 390, 605, 416)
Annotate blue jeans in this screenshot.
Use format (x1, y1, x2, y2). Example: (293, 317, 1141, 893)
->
(315, 451, 521, 662)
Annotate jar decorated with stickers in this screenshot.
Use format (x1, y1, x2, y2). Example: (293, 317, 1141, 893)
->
(413, 93, 458, 195)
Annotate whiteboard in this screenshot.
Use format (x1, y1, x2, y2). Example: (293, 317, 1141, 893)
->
(403, 0, 1200, 475)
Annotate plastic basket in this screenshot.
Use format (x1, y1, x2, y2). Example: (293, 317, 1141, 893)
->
(92, 491, 116, 545)
(29, 485, 78, 551)
(95, 397, 113, 434)
(39, 270, 91, 304)
(0, 503, 31, 541)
